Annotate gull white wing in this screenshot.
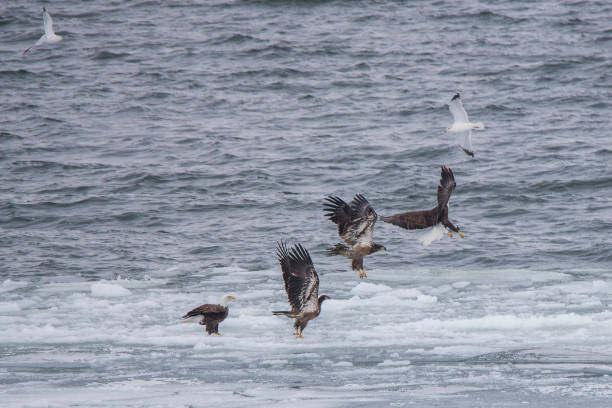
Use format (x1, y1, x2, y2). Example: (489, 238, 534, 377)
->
(43, 8, 54, 36)
(455, 129, 474, 157)
(449, 94, 469, 124)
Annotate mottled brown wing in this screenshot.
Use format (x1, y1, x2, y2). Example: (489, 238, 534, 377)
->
(349, 194, 378, 247)
(276, 241, 319, 313)
(182, 304, 226, 319)
(323, 194, 377, 246)
(437, 166, 456, 214)
(323, 196, 353, 242)
(380, 209, 437, 230)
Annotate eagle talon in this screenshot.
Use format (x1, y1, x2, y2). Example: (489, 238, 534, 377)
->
(448, 232, 453, 238)
(458, 232, 465, 238)
(297, 333, 304, 339)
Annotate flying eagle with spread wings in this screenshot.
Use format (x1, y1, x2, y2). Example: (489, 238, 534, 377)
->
(323, 194, 386, 279)
(381, 166, 464, 240)
(273, 242, 329, 338)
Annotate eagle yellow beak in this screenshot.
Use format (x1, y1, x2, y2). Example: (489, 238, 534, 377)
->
(229, 295, 236, 300)
(473, 125, 479, 129)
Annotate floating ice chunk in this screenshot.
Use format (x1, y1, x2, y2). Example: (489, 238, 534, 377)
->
(332, 361, 353, 367)
(350, 282, 392, 296)
(394, 288, 424, 298)
(377, 359, 411, 367)
(261, 359, 288, 366)
(452, 281, 471, 289)
(91, 282, 132, 297)
(415, 294, 438, 304)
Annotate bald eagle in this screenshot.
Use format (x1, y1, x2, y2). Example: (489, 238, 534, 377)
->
(323, 194, 386, 279)
(381, 166, 464, 240)
(273, 241, 329, 338)
(181, 295, 235, 335)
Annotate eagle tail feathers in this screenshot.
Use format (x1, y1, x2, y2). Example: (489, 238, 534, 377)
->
(181, 311, 202, 319)
(326, 243, 352, 258)
(272, 311, 293, 316)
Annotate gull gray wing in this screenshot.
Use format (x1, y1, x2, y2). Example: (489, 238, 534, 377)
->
(449, 93, 469, 124)
(455, 129, 474, 157)
(43, 8, 54, 36)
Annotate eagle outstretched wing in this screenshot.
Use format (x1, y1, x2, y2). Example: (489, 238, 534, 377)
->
(437, 166, 456, 214)
(380, 209, 434, 230)
(276, 241, 319, 313)
(323, 194, 377, 246)
(322, 196, 352, 238)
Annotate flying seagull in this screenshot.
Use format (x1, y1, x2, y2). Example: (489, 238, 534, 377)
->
(24, 8, 63, 54)
(381, 166, 464, 245)
(273, 241, 329, 338)
(181, 294, 236, 335)
(323, 194, 386, 279)
(445, 93, 484, 157)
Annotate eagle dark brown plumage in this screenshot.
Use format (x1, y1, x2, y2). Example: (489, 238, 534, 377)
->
(380, 166, 464, 237)
(272, 241, 329, 338)
(323, 194, 385, 279)
(182, 295, 235, 335)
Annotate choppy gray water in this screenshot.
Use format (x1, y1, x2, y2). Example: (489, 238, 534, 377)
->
(1, 0, 612, 406)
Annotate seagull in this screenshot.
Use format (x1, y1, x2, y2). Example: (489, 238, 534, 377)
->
(23, 8, 63, 54)
(445, 93, 484, 157)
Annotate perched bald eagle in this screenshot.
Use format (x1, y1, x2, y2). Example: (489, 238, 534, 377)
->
(182, 295, 235, 335)
(381, 166, 464, 241)
(273, 241, 329, 338)
(323, 194, 386, 279)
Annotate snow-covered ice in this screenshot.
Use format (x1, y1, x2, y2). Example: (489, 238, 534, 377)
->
(2, 265, 612, 407)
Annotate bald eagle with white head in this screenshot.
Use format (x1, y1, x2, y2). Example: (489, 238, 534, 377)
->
(273, 241, 329, 338)
(381, 166, 464, 242)
(181, 295, 235, 335)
